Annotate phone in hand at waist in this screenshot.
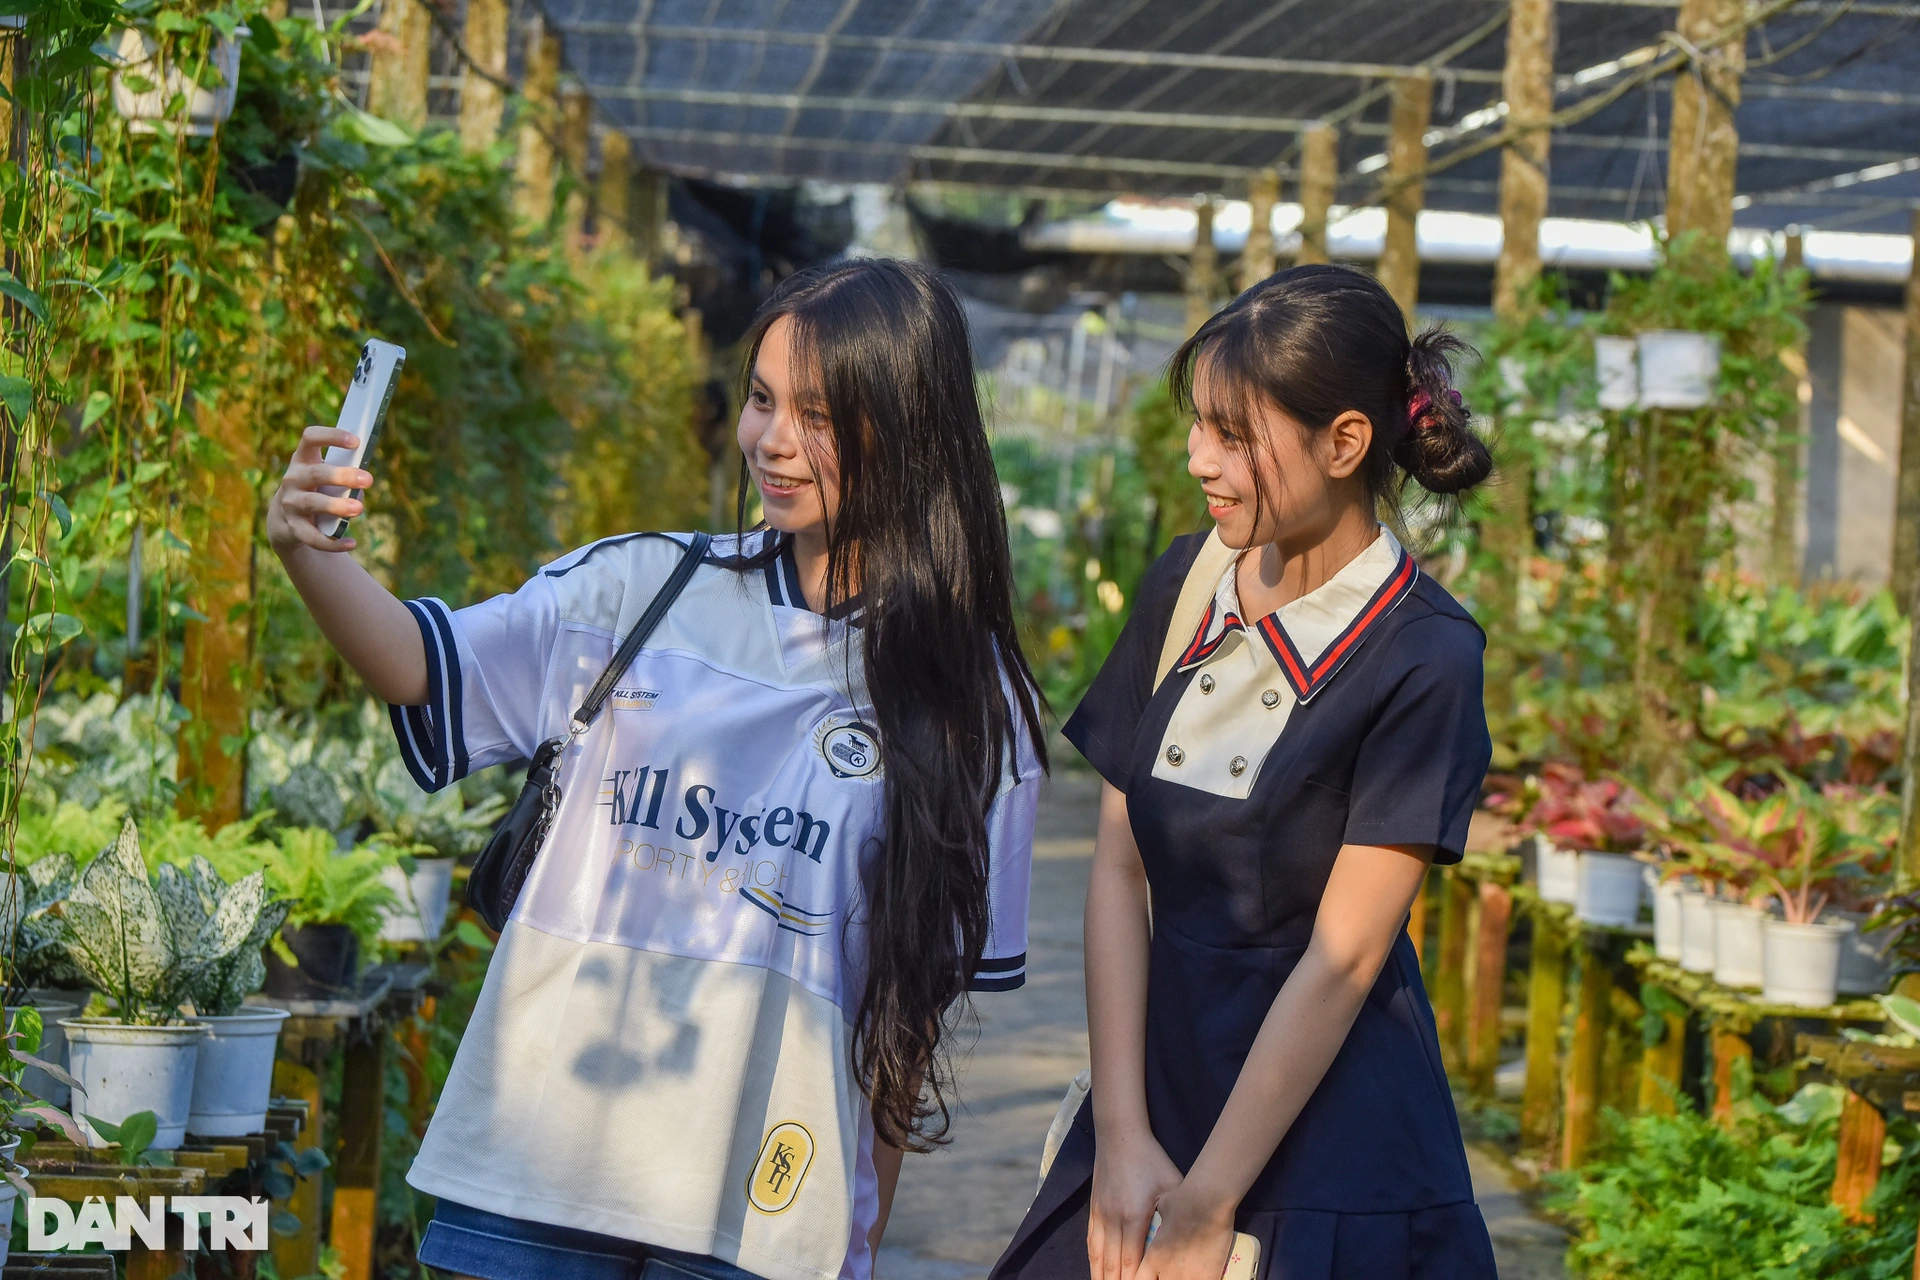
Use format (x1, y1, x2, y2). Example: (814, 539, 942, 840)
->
(1147, 1212, 1260, 1280)
(317, 338, 405, 539)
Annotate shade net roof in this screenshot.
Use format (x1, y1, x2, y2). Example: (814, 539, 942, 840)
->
(507, 0, 1920, 235)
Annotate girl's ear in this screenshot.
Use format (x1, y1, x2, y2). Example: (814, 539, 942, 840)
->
(1322, 410, 1373, 480)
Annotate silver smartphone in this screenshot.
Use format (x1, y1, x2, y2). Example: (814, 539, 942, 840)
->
(316, 338, 405, 539)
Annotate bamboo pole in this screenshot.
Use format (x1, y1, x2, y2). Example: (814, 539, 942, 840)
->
(598, 130, 632, 254)
(1296, 124, 1337, 266)
(1185, 198, 1218, 336)
(1901, 588, 1920, 893)
(636, 166, 670, 267)
(1465, 881, 1513, 1095)
(1561, 942, 1608, 1169)
(1710, 1027, 1751, 1126)
(1492, 0, 1554, 318)
(1433, 870, 1473, 1073)
(1521, 916, 1566, 1146)
(1831, 1089, 1886, 1222)
(458, 0, 510, 152)
(1664, 0, 1745, 248)
(514, 16, 562, 226)
(269, 1059, 323, 1279)
(1637, 1010, 1687, 1115)
(560, 83, 591, 256)
(1772, 232, 1809, 588)
(1892, 210, 1920, 607)
(1240, 168, 1279, 289)
(1377, 72, 1430, 326)
(366, 0, 431, 129)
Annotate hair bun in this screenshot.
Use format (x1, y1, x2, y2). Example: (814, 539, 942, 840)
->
(1394, 327, 1493, 495)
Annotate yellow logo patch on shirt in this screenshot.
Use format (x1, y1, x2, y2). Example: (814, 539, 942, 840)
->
(747, 1121, 815, 1214)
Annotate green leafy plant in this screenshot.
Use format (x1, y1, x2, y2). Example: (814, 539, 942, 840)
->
(233, 828, 404, 949)
(56, 819, 274, 1024)
(158, 856, 294, 1017)
(80, 1111, 171, 1169)
(5, 853, 87, 996)
(0, 1006, 88, 1167)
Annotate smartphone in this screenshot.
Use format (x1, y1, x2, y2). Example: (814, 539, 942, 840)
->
(1146, 1213, 1260, 1280)
(316, 338, 405, 539)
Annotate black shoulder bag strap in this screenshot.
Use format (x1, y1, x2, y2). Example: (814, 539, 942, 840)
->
(466, 531, 713, 931)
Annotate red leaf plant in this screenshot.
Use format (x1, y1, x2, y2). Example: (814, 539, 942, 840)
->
(1486, 763, 1648, 856)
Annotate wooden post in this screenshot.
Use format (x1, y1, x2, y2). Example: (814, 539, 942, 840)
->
(1432, 871, 1473, 1072)
(1664, 0, 1746, 248)
(1296, 124, 1337, 266)
(176, 396, 254, 829)
(1492, 0, 1554, 318)
(400, 996, 436, 1135)
(1638, 1010, 1687, 1116)
(1408, 870, 1429, 967)
(1241, 169, 1280, 289)
(1773, 232, 1810, 588)
(560, 84, 592, 256)
(1377, 72, 1431, 326)
(1892, 210, 1920, 608)
(598, 130, 632, 254)
(270, 1059, 324, 1280)
(1902, 578, 1920, 891)
(332, 1032, 387, 1280)
(365, 0, 431, 129)
(1561, 941, 1608, 1169)
(1710, 1027, 1751, 1126)
(1185, 199, 1218, 336)
(1466, 882, 1513, 1095)
(458, 0, 509, 151)
(1831, 1089, 1886, 1222)
(636, 166, 670, 266)
(514, 16, 562, 226)
(1521, 914, 1566, 1146)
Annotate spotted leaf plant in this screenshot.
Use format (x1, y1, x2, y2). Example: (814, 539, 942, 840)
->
(58, 820, 278, 1024)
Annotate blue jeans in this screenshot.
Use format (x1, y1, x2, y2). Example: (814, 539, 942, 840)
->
(418, 1199, 768, 1280)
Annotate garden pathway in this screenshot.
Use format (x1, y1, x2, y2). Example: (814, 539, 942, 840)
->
(877, 769, 1568, 1280)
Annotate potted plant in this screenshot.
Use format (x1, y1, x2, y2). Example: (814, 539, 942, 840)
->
(1816, 785, 1898, 996)
(3, 853, 87, 1106)
(363, 758, 503, 943)
(109, 21, 250, 138)
(161, 857, 294, 1137)
(53, 820, 271, 1149)
(1498, 765, 1648, 925)
(1756, 785, 1875, 1008)
(0, 1005, 88, 1267)
(254, 829, 402, 999)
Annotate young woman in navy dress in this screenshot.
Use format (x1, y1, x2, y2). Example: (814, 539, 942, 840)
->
(994, 265, 1499, 1280)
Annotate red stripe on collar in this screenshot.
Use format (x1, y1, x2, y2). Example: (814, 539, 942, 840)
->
(1257, 549, 1419, 703)
(1176, 602, 1247, 671)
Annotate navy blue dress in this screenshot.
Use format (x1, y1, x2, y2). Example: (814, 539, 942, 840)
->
(992, 532, 1497, 1280)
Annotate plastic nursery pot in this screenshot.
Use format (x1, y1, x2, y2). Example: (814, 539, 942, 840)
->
(4, 1000, 77, 1107)
(109, 25, 251, 137)
(1710, 901, 1767, 990)
(263, 923, 361, 1000)
(59, 1018, 208, 1151)
(1678, 891, 1717, 973)
(1823, 910, 1893, 996)
(1635, 330, 1721, 409)
(187, 1007, 292, 1138)
(1574, 852, 1645, 927)
(378, 857, 457, 944)
(1649, 873, 1686, 962)
(1761, 918, 1850, 1008)
(1594, 334, 1640, 410)
(1535, 843, 1581, 906)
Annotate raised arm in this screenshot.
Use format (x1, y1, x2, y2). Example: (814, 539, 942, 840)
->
(1136, 841, 1433, 1280)
(1085, 781, 1183, 1280)
(265, 425, 428, 706)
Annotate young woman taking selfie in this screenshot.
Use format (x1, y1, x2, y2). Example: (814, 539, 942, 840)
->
(994, 264, 1498, 1280)
(267, 258, 1047, 1280)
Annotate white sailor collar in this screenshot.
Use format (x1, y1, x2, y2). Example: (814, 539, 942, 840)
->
(1174, 526, 1419, 703)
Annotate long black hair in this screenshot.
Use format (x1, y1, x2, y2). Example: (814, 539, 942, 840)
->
(732, 258, 1048, 1150)
(1170, 264, 1493, 532)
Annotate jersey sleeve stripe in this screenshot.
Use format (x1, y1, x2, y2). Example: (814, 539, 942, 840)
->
(388, 598, 466, 793)
(968, 962, 1027, 992)
(973, 952, 1028, 974)
(419, 598, 470, 782)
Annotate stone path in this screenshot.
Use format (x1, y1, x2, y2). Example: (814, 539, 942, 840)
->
(878, 770, 1568, 1280)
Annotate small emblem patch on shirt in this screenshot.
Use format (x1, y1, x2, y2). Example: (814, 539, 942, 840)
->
(747, 1121, 815, 1214)
(610, 686, 662, 711)
(816, 718, 882, 779)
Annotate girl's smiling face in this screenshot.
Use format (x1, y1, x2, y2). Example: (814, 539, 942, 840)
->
(737, 316, 842, 543)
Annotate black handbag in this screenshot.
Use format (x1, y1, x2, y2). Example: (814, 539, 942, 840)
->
(465, 531, 712, 932)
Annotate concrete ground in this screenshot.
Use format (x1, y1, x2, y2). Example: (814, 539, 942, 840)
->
(878, 770, 1567, 1280)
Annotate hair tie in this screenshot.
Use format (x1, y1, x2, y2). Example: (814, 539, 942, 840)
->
(1407, 387, 1463, 432)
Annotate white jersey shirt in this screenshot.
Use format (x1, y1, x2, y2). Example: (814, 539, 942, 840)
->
(389, 531, 1040, 1280)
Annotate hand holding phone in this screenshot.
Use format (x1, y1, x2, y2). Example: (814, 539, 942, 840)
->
(315, 339, 405, 539)
(1146, 1212, 1260, 1280)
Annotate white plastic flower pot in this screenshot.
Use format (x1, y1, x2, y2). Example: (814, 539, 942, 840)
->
(109, 25, 250, 137)
(1594, 335, 1639, 410)
(1536, 843, 1580, 906)
(1760, 918, 1849, 1008)
(1575, 852, 1645, 927)
(1710, 901, 1767, 990)
(1679, 891, 1717, 972)
(187, 1008, 290, 1138)
(1650, 873, 1685, 962)
(4, 1000, 77, 1107)
(0, 1180, 15, 1267)
(378, 857, 457, 943)
(1635, 330, 1721, 409)
(61, 1019, 208, 1150)
(1827, 910, 1893, 996)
